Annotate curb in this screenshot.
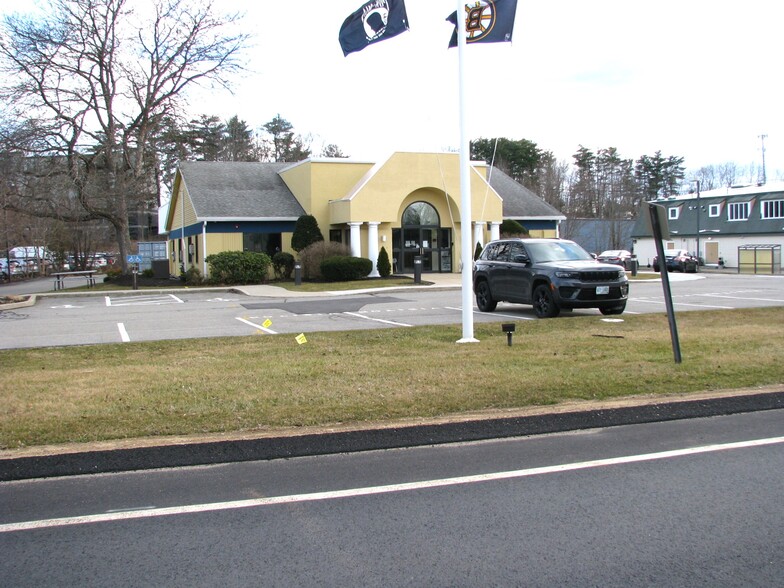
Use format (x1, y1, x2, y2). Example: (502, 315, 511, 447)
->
(2, 390, 782, 482)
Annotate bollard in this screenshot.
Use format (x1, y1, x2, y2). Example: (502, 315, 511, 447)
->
(413, 256, 422, 284)
(294, 262, 302, 286)
(631, 255, 638, 277)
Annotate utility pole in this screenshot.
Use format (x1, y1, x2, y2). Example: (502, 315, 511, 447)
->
(759, 134, 767, 185)
(694, 179, 700, 263)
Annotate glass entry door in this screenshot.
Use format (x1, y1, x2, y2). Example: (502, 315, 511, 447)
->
(396, 202, 452, 273)
(402, 227, 439, 272)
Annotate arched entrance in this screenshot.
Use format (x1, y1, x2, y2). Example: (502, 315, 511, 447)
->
(393, 202, 452, 273)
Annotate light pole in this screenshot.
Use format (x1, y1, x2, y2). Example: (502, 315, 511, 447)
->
(694, 180, 700, 263)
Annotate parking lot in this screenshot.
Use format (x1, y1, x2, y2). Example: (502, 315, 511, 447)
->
(1, 272, 783, 349)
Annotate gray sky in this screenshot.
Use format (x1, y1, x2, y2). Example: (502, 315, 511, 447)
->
(3, 0, 782, 177)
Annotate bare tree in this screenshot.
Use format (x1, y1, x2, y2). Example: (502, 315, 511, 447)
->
(0, 0, 249, 271)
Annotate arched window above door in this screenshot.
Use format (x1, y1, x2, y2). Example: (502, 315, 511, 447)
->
(402, 202, 439, 227)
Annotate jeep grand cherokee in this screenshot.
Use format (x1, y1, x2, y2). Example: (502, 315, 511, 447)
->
(473, 238, 629, 318)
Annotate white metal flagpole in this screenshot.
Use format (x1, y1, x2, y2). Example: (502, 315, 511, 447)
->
(456, 0, 478, 343)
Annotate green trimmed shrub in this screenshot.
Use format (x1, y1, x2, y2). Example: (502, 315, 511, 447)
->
(272, 251, 295, 280)
(184, 267, 203, 286)
(500, 219, 529, 237)
(321, 256, 373, 282)
(377, 246, 392, 277)
(299, 241, 350, 280)
(291, 214, 324, 252)
(206, 251, 271, 285)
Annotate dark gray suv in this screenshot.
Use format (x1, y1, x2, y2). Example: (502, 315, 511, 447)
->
(473, 238, 629, 318)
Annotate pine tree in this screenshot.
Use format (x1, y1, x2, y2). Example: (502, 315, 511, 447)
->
(377, 246, 391, 277)
(291, 215, 324, 252)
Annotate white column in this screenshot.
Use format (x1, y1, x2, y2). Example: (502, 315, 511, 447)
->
(473, 222, 486, 252)
(366, 222, 380, 277)
(348, 222, 363, 258)
(489, 221, 501, 241)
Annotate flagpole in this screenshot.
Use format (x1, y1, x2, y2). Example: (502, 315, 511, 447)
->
(456, 1, 478, 343)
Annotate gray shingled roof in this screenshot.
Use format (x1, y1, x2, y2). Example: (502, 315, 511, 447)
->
(488, 167, 565, 219)
(178, 161, 305, 219)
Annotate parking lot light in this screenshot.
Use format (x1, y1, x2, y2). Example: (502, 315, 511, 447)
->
(501, 323, 516, 346)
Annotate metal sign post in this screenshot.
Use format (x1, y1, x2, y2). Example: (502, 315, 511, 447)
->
(648, 203, 682, 363)
(127, 255, 142, 291)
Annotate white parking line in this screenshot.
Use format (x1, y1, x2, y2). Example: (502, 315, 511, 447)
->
(446, 306, 536, 321)
(631, 298, 734, 309)
(343, 312, 412, 327)
(117, 323, 130, 343)
(703, 294, 784, 303)
(235, 317, 277, 334)
(3, 435, 782, 534)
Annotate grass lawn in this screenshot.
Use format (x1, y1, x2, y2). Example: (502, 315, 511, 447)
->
(1, 307, 782, 451)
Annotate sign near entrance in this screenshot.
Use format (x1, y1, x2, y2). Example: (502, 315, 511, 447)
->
(126, 255, 142, 264)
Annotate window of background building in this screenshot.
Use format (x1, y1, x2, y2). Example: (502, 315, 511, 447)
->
(761, 199, 784, 219)
(728, 202, 750, 221)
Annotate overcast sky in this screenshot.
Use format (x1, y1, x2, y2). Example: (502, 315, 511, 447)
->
(3, 0, 782, 179)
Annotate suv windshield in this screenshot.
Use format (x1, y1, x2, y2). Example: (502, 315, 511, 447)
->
(525, 241, 593, 263)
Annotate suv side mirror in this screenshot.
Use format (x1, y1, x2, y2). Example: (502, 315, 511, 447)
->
(512, 254, 530, 264)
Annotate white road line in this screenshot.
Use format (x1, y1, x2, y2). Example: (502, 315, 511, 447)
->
(703, 294, 784, 302)
(632, 298, 734, 309)
(2, 436, 782, 534)
(235, 317, 277, 334)
(117, 323, 130, 343)
(343, 312, 412, 327)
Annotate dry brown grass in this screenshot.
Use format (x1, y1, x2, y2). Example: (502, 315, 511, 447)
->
(1, 308, 782, 449)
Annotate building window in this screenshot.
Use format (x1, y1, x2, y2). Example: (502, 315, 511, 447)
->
(709, 204, 721, 217)
(329, 229, 343, 243)
(668, 207, 680, 220)
(727, 201, 750, 221)
(761, 199, 784, 219)
(243, 233, 282, 256)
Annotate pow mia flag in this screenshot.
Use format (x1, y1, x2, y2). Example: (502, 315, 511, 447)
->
(447, 0, 518, 48)
(339, 0, 410, 56)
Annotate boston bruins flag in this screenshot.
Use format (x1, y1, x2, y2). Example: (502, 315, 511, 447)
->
(447, 0, 518, 48)
(339, 0, 410, 56)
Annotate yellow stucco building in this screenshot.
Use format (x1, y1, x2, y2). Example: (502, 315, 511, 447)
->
(163, 151, 563, 277)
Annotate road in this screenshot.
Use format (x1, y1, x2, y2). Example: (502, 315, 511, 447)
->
(1, 273, 783, 349)
(1, 409, 782, 586)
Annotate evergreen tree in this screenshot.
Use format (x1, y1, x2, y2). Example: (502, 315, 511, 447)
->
(262, 114, 311, 162)
(291, 214, 324, 252)
(377, 246, 391, 277)
(221, 116, 256, 162)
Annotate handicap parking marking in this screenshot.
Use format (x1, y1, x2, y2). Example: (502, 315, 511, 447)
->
(105, 294, 185, 307)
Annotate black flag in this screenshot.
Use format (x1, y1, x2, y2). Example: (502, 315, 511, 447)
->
(447, 0, 518, 48)
(339, 0, 410, 57)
